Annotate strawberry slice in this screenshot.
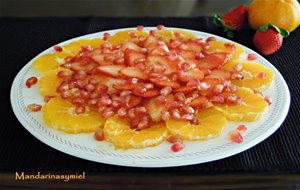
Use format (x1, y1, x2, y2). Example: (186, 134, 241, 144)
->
(146, 55, 178, 74)
(150, 78, 181, 89)
(177, 50, 196, 60)
(206, 70, 230, 81)
(124, 49, 146, 66)
(185, 41, 203, 52)
(112, 82, 135, 91)
(94, 75, 126, 93)
(144, 98, 165, 122)
(178, 68, 204, 82)
(174, 86, 196, 94)
(133, 87, 160, 98)
(125, 95, 142, 109)
(148, 43, 170, 56)
(119, 67, 148, 80)
(91, 54, 112, 66)
(121, 41, 144, 52)
(95, 65, 125, 77)
(198, 53, 231, 69)
(144, 35, 158, 48)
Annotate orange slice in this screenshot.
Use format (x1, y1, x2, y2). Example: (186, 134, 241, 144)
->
(42, 97, 104, 133)
(38, 68, 72, 97)
(108, 30, 148, 45)
(208, 41, 244, 61)
(214, 87, 268, 122)
(166, 107, 227, 140)
(62, 38, 103, 55)
(223, 61, 274, 90)
(157, 29, 196, 43)
(103, 116, 168, 149)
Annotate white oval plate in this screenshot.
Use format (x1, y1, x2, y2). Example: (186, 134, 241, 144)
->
(10, 27, 290, 167)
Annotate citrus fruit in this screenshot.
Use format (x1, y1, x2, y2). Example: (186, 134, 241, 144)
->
(208, 41, 245, 61)
(63, 38, 103, 55)
(38, 69, 72, 97)
(223, 60, 274, 90)
(157, 29, 196, 43)
(103, 116, 168, 149)
(108, 30, 148, 45)
(248, 0, 300, 32)
(166, 107, 227, 140)
(42, 97, 104, 133)
(214, 87, 268, 122)
(32, 52, 69, 75)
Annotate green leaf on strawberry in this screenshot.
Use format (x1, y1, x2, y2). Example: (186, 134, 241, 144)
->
(258, 23, 289, 38)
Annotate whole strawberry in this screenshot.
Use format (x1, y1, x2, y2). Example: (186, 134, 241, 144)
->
(213, 4, 247, 38)
(253, 24, 289, 55)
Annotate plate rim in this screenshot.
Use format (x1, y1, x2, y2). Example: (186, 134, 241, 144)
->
(10, 27, 291, 167)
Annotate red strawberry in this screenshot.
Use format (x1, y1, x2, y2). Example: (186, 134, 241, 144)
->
(95, 65, 125, 77)
(213, 5, 247, 38)
(124, 49, 146, 66)
(253, 24, 289, 56)
(119, 67, 148, 80)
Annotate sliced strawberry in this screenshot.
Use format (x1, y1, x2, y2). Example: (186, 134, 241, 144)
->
(112, 82, 135, 91)
(144, 98, 165, 122)
(144, 35, 158, 48)
(189, 96, 211, 108)
(177, 50, 196, 60)
(121, 41, 144, 52)
(124, 49, 146, 66)
(91, 54, 114, 66)
(95, 76, 125, 93)
(148, 42, 170, 56)
(178, 68, 204, 82)
(119, 67, 148, 80)
(198, 53, 231, 69)
(133, 85, 160, 98)
(146, 55, 178, 74)
(95, 65, 125, 77)
(70, 62, 85, 71)
(185, 41, 203, 52)
(125, 95, 142, 109)
(174, 86, 196, 94)
(206, 70, 230, 80)
(150, 78, 181, 88)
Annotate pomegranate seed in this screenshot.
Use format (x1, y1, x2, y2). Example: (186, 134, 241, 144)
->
(206, 37, 216, 42)
(167, 134, 183, 143)
(231, 64, 243, 73)
(264, 96, 272, 105)
(26, 77, 38, 88)
(75, 80, 85, 89)
(194, 38, 204, 44)
(85, 83, 95, 92)
(81, 45, 92, 52)
(167, 101, 183, 109)
(236, 125, 247, 133)
(128, 108, 136, 119)
(53, 45, 63, 52)
(226, 94, 238, 104)
(101, 43, 112, 49)
(103, 32, 111, 41)
(71, 97, 85, 105)
(61, 63, 72, 69)
(112, 100, 121, 108)
(137, 120, 150, 130)
(187, 79, 200, 87)
(160, 86, 172, 96)
(210, 96, 224, 103)
(135, 106, 147, 114)
(114, 57, 125, 64)
(117, 107, 127, 118)
(104, 55, 115, 62)
(213, 84, 224, 94)
(75, 105, 85, 114)
(256, 72, 267, 79)
(88, 78, 99, 85)
(155, 95, 167, 103)
(182, 105, 194, 114)
(172, 109, 181, 120)
(113, 45, 122, 50)
(162, 111, 170, 121)
(129, 31, 138, 38)
(102, 108, 114, 119)
(145, 83, 154, 89)
(247, 53, 257, 61)
(129, 78, 139, 84)
(227, 83, 239, 93)
(253, 89, 263, 96)
(98, 106, 108, 113)
(231, 73, 244, 80)
(197, 82, 210, 91)
(57, 71, 69, 78)
(88, 99, 98, 106)
(61, 90, 72, 99)
(137, 25, 144, 31)
(157, 25, 165, 30)
(169, 73, 178, 81)
(94, 129, 104, 141)
(175, 92, 185, 102)
(98, 95, 112, 106)
(136, 86, 147, 94)
(179, 43, 188, 50)
(27, 103, 42, 112)
(224, 43, 236, 52)
(44, 95, 54, 103)
(80, 90, 90, 99)
(95, 84, 108, 94)
(228, 131, 243, 144)
(130, 119, 139, 129)
(171, 142, 184, 152)
(190, 117, 199, 125)
(135, 58, 146, 65)
(90, 91, 99, 99)
(181, 114, 194, 121)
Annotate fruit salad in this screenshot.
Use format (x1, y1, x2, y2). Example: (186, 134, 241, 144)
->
(27, 26, 274, 151)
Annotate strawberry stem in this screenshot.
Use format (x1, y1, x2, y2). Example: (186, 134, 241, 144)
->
(213, 14, 235, 38)
(258, 23, 289, 38)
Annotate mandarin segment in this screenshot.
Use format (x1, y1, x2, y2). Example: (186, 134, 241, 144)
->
(223, 61, 274, 90)
(166, 107, 227, 140)
(157, 29, 196, 43)
(42, 97, 104, 134)
(103, 116, 168, 149)
(214, 87, 268, 122)
(63, 38, 103, 55)
(108, 30, 148, 45)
